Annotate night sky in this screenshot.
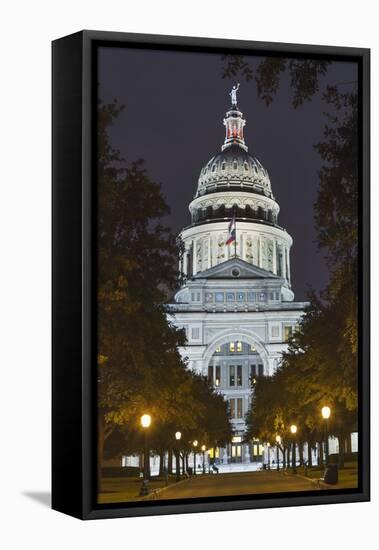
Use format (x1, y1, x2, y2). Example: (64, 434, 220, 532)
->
(98, 46, 357, 301)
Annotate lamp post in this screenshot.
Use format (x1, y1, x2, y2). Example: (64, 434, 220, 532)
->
(321, 406, 331, 465)
(290, 424, 297, 474)
(201, 445, 206, 474)
(193, 440, 198, 475)
(139, 413, 151, 496)
(275, 435, 281, 471)
(175, 431, 182, 482)
(267, 442, 271, 470)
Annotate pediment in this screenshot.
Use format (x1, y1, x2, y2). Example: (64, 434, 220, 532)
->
(193, 258, 281, 281)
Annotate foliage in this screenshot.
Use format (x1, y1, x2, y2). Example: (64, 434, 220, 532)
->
(97, 100, 232, 476)
(226, 58, 359, 460)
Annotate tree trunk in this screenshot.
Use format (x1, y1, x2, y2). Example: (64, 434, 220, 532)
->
(185, 453, 189, 473)
(318, 441, 324, 467)
(346, 433, 352, 454)
(338, 434, 346, 468)
(286, 446, 290, 468)
(299, 443, 304, 466)
(282, 447, 286, 469)
(159, 449, 165, 477)
(168, 449, 173, 474)
(307, 441, 313, 467)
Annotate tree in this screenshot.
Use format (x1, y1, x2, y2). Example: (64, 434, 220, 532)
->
(224, 58, 359, 467)
(97, 100, 233, 487)
(97, 100, 185, 483)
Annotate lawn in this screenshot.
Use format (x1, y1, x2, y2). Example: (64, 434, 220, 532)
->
(98, 475, 183, 504)
(302, 461, 358, 489)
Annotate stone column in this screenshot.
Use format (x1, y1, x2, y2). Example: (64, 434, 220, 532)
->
(212, 234, 218, 267)
(193, 239, 197, 275)
(272, 239, 277, 274)
(208, 235, 211, 269)
(183, 248, 188, 276)
(259, 237, 263, 268)
(282, 244, 287, 281)
(286, 247, 291, 285)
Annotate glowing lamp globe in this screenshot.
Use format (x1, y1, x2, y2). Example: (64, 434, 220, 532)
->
(321, 406, 331, 420)
(141, 414, 151, 428)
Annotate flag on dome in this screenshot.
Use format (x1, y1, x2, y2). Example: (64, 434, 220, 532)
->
(226, 215, 236, 245)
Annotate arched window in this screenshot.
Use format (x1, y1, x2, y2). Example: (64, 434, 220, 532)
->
(233, 161, 238, 170)
(212, 164, 216, 172)
(221, 162, 226, 171)
(244, 162, 249, 171)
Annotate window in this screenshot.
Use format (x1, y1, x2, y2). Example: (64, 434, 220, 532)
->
(233, 161, 238, 170)
(205, 293, 213, 303)
(259, 292, 266, 302)
(237, 341, 242, 352)
(229, 342, 235, 353)
(229, 365, 235, 386)
(247, 292, 256, 302)
(226, 292, 235, 302)
(215, 365, 221, 387)
(237, 398, 243, 418)
(284, 326, 293, 341)
(237, 365, 242, 386)
(191, 327, 200, 339)
(215, 292, 224, 303)
(244, 163, 249, 171)
(236, 292, 245, 302)
(215, 345, 221, 353)
(251, 345, 256, 352)
(229, 399, 236, 418)
(208, 365, 213, 384)
(212, 164, 216, 172)
(271, 326, 279, 337)
(250, 364, 257, 377)
(258, 364, 264, 376)
(222, 162, 226, 170)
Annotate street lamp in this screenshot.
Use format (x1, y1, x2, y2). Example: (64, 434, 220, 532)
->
(139, 413, 152, 496)
(267, 442, 271, 470)
(290, 424, 297, 474)
(175, 431, 182, 482)
(275, 435, 281, 471)
(201, 445, 206, 474)
(321, 406, 331, 465)
(193, 440, 198, 475)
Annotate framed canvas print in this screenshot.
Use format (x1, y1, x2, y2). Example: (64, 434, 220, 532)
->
(52, 31, 370, 519)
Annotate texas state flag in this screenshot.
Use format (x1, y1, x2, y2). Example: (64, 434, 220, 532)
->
(226, 215, 236, 245)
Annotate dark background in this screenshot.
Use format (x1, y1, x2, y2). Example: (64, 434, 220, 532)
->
(98, 46, 357, 300)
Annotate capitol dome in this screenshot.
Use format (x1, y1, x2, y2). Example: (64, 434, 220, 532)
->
(189, 99, 279, 227)
(196, 143, 273, 199)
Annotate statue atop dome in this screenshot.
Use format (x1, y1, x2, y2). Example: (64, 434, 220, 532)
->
(229, 83, 240, 106)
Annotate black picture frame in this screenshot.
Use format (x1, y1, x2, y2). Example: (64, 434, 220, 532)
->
(52, 30, 370, 520)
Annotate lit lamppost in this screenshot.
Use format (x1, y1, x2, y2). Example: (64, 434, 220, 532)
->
(290, 424, 297, 474)
(267, 442, 271, 470)
(321, 406, 331, 465)
(275, 435, 281, 471)
(201, 445, 206, 474)
(193, 440, 198, 475)
(175, 431, 182, 482)
(139, 413, 151, 496)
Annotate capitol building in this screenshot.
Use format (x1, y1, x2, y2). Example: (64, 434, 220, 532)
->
(168, 88, 307, 468)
